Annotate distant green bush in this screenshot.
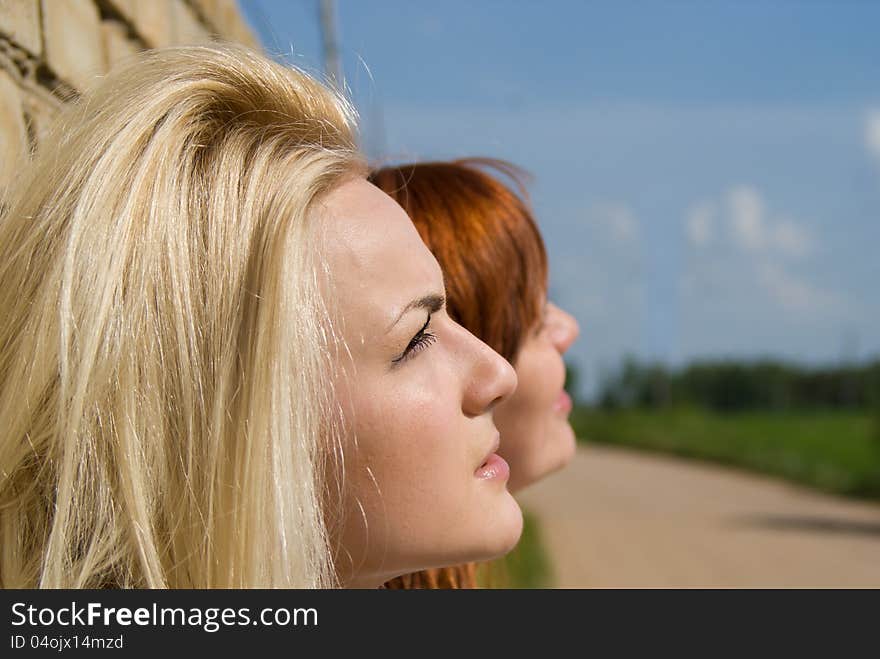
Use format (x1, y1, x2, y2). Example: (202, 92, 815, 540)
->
(594, 358, 880, 412)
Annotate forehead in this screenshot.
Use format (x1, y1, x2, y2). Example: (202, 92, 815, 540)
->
(321, 178, 443, 330)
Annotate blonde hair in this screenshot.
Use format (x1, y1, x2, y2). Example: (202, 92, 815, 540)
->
(0, 44, 363, 588)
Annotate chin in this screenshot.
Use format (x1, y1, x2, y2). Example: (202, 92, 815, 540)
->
(474, 492, 524, 561)
(557, 423, 578, 466)
(540, 436, 576, 484)
(492, 508, 525, 559)
(509, 426, 578, 493)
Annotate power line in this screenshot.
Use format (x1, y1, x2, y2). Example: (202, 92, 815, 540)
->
(318, 0, 342, 86)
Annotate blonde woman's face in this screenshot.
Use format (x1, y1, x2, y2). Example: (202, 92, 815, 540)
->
(494, 302, 581, 492)
(322, 179, 522, 588)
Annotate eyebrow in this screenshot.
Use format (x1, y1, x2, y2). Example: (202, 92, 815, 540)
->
(386, 293, 445, 333)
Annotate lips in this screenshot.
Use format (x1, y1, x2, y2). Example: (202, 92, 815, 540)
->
(474, 434, 509, 481)
(553, 389, 573, 415)
(475, 452, 510, 481)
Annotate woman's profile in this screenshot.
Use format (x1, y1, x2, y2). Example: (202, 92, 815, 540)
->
(371, 159, 580, 588)
(0, 46, 522, 589)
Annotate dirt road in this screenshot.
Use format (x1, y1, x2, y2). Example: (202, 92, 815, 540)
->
(516, 444, 880, 587)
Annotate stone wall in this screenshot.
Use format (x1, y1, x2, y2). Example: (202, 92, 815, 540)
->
(0, 0, 259, 194)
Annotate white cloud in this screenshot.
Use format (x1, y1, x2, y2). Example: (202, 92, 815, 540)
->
(866, 110, 880, 162)
(683, 186, 831, 324)
(772, 218, 813, 258)
(587, 203, 639, 243)
(688, 187, 812, 257)
(685, 201, 714, 247)
(692, 184, 815, 258)
(727, 185, 766, 251)
(756, 263, 837, 313)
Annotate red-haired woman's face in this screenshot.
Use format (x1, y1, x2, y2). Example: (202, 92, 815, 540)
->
(321, 179, 522, 587)
(494, 302, 580, 492)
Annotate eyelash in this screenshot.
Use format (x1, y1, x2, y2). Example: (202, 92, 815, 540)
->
(392, 315, 437, 364)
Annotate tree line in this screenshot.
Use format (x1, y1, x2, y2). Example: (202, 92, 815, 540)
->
(589, 358, 880, 411)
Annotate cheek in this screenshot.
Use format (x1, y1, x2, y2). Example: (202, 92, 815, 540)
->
(494, 346, 565, 455)
(344, 367, 467, 497)
(511, 345, 565, 414)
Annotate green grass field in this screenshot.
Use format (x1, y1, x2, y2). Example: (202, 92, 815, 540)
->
(570, 406, 880, 500)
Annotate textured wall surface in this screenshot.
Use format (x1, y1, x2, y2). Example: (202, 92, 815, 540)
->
(0, 0, 259, 195)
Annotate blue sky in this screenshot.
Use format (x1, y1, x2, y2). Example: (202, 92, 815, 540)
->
(240, 1, 880, 399)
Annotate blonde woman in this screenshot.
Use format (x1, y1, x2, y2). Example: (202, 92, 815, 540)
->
(0, 45, 521, 589)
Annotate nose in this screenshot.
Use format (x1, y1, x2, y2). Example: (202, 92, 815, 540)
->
(460, 328, 518, 417)
(547, 302, 579, 354)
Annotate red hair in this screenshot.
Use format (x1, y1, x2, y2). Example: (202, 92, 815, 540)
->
(369, 159, 548, 588)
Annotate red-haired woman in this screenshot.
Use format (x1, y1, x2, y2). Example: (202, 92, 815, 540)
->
(370, 159, 580, 588)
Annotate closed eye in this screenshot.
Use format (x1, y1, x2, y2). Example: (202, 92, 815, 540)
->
(392, 314, 437, 365)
